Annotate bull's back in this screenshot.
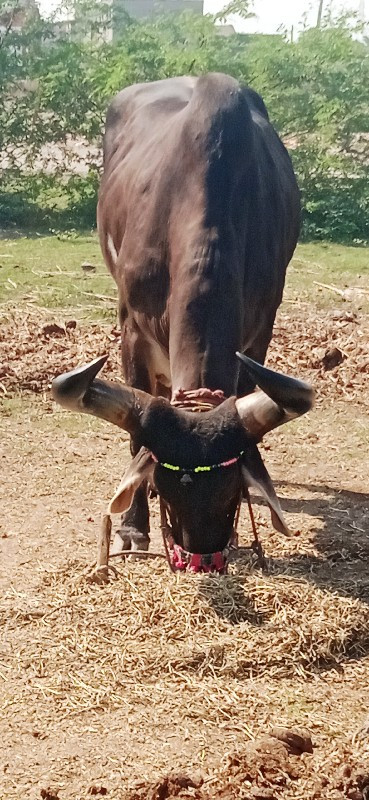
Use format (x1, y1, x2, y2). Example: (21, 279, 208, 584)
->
(98, 74, 299, 339)
(98, 74, 254, 278)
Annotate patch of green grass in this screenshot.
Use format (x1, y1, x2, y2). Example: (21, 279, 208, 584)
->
(0, 235, 368, 318)
(0, 395, 26, 418)
(0, 395, 131, 443)
(0, 232, 116, 320)
(1, 395, 99, 430)
(286, 242, 369, 310)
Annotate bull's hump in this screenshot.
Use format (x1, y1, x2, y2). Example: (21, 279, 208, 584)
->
(107, 76, 196, 131)
(107, 73, 244, 140)
(132, 75, 196, 109)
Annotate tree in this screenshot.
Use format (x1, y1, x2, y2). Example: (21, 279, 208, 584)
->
(1, 0, 368, 240)
(214, 0, 255, 23)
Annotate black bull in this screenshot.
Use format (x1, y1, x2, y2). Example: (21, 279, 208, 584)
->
(52, 73, 314, 571)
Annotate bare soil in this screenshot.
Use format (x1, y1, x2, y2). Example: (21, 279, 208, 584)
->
(0, 296, 368, 799)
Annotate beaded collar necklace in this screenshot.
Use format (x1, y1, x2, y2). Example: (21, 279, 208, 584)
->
(151, 450, 245, 473)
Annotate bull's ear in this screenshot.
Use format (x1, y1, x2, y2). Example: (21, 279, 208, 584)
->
(241, 448, 290, 536)
(108, 448, 155, 514)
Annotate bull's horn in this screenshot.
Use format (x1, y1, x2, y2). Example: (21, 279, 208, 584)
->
(52, 355, 153, 435)
(235, 353, 314, 437)
(52, 355, 109, 410)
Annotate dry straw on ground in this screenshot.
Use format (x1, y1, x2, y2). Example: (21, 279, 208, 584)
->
(1, 297, 368, 798)
(2, 553, 369, 720)
(3, 553, 368, 798)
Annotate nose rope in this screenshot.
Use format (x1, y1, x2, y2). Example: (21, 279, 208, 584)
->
(244, 486, 267, 571)
(159, 496, 241, 575)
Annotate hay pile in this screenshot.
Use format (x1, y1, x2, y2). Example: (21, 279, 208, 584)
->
(2, 555, 369, 723)
(2, 540, 369, 797)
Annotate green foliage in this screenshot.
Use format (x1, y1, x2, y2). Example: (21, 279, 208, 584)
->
(0, 171, 98, 230)
(214, 0, 255, 23)
(241, 20, 369, 241)
(244, 22, 369, 139)
(0, 0, 368, 242)
(92, 12, 234, 96)
(291, 142, 369, 242)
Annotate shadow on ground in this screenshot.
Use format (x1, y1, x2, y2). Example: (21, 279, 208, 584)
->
(197, 480, 369, 671)
(255, 480, 369, 598)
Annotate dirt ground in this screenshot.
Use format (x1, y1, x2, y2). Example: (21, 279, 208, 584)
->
(1, 268, 369, 798)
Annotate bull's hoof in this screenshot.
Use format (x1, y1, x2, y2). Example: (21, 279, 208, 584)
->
(111, 527, 150, 559)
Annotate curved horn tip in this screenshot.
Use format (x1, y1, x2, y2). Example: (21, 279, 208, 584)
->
(52, 354, 109, 407)
(236, 352, 267, 371)
(236, 352, 270, 378)
(236, 351, 314, 420)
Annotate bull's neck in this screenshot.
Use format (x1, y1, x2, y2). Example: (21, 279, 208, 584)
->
(169, 230, 243, 397)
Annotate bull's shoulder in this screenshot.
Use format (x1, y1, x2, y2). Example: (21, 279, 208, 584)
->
(103, 77, 196, 163)
(103, 86, 133, 164)
(105, 77, 195, 128)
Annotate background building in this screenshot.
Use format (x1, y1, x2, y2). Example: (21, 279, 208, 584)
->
(0, 0, 39, 35)
(117, 0, 203, 18)
(71, 0, 205, 43)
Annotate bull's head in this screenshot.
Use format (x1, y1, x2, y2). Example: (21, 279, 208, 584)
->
(52, 355, 313, 559)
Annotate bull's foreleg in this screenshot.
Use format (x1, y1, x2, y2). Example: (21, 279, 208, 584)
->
(111, 480, 150, 554)
(111, 319, 153, 555)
